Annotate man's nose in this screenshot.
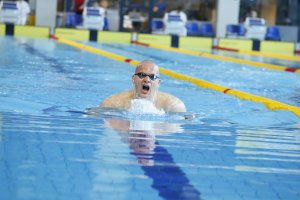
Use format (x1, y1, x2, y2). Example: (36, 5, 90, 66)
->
(143, 75, 151, 81)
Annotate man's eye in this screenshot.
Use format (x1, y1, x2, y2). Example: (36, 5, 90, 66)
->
(140, 73, 146, 78)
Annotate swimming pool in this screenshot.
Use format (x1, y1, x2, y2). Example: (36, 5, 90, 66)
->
(0, 36, 300, 200)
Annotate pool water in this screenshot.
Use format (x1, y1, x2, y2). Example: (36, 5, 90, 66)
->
(0, 36, 299, 200)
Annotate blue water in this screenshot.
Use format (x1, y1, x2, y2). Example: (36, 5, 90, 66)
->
(0, 36, 300, 200)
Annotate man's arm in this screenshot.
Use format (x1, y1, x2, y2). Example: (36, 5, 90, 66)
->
(161, 93, 186, 113)
(99, 97, 115, 108)
(168, 98, 186, 113)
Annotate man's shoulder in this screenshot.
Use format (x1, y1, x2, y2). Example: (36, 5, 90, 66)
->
(157, 91, 186, 112)
(100, 90, 133, 108)
(158, 91, 178, 100)
(104, 90, 133, 103)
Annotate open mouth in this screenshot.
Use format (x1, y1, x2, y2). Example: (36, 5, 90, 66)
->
(142, 84, 150, 91)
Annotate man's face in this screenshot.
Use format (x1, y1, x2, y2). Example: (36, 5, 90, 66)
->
(132, 62, 160, 101)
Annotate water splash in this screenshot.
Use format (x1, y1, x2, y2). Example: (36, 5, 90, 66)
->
(128, 99, 165, 115)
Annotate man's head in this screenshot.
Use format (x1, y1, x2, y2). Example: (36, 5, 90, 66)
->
(100, 0, 108, 8)
(132, 60, 161, 101)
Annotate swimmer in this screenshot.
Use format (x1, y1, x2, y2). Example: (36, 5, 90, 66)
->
(100, 60, 186, 113)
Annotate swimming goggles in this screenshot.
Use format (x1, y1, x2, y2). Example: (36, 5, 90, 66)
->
(134, 72, 160, 81)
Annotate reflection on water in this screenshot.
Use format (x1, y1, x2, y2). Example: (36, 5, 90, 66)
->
(104, 117, 201, 199)
(235, 127, 300, 175)
(0, 110, 299, 200)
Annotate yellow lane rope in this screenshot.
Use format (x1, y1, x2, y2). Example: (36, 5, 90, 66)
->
(133, 41, 300, 74)
(51, 36, 300, 117)
(241, 49, 300, 62)
(214, 46, 300, 62)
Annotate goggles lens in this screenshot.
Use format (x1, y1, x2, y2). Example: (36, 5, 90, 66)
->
(134, 73, 159, 81)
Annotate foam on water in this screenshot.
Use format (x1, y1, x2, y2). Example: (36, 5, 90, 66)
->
(128, 99, 165, 115)
(86, 106, 202, 124)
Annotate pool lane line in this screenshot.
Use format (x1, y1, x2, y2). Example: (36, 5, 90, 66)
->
(50, 34, 140, 66)
(16, 39, 82, 81)
(132, 41, 300, 74)
(132, 140, 202, 199)
(51, 36, 300, 117)
(213, 45, 300, 62)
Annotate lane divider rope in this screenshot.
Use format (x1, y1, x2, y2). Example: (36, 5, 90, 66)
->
(213, 45, 300, 62)
(50, 35, 300, 117)
(132, 41, 300, 74)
